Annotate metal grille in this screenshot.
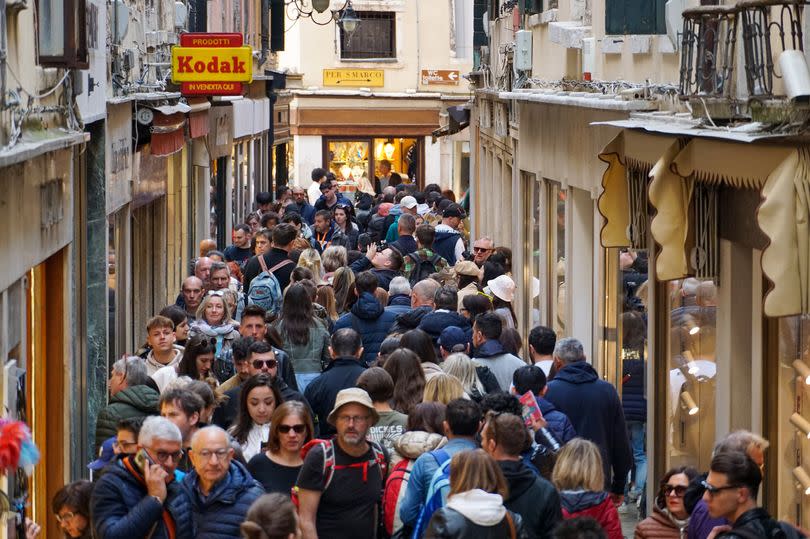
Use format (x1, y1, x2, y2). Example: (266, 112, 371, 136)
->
(340, 11, 395, 60)
(739, 0, 810, 98)
(691, 183, 719, 281)
(679, 5, 738, 99)
(627, 165, 650, 249)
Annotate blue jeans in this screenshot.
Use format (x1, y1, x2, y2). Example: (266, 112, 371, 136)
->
(627, 420, 647, 498)
(295, 372, 320, 393)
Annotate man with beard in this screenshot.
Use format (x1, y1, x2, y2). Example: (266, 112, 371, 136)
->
(296, 388, 387, 539)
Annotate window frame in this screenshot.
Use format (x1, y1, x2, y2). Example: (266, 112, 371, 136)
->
(36, 0, 89, 68)
(339, 11, 396, 61)
(605, 0, 667, 36)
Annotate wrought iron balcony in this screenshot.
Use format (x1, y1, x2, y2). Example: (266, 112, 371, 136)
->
(679, 5, 740, 117)
(739, 0, 810, 98)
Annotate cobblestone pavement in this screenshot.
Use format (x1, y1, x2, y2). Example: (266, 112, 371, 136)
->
(619, 503, 643, 538)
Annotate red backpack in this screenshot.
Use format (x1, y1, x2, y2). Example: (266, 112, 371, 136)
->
(382, 459, 414, 536)
(291, 439, 388, 508)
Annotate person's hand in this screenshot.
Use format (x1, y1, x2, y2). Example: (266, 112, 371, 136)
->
(529, 414, 547, 432)
(144, 461, 168, 503)
(24, 518, 41, 539)
(366, 242, 378, 261)
(609, 493, 624, 507)
(707, 525, 732, 539)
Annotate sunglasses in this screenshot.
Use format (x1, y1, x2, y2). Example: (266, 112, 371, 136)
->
(278, 424, 307, 434)
(663, 484, 688, 497)
(252, 359, 278, 369)
(701, 480, 740, 496)
(473, 247, 493, 253)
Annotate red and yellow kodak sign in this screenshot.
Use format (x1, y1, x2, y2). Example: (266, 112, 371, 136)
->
(172, 33, 252, 96)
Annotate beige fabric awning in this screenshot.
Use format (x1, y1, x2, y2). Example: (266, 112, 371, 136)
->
(650, 141, 693, 281)
(759, 147, 810, 317)
(597, 131, 682, 247)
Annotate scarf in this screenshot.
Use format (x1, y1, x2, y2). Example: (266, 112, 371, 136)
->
(122, 456, 177, 539)
(191, 320, 236, 357)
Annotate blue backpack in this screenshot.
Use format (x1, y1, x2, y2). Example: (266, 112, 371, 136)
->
(411, 449, 451, 539)
(247, 257, 293, 316)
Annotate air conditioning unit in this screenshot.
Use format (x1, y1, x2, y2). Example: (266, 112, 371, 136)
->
(515, 30, 532, 71)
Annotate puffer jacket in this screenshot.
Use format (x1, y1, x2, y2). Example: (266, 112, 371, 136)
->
(426, 489, 527, 539)
(94, 385, 159, 451)
(333, 292, 397, 365)
(635, 499, 689, 539)
(386, 294, 412, 317)
(559, 490, 622, 539)
(535, 397, 576, 445)
(622, 358, 647, 423)
(91, 457, 194, 539)
(183, 460, 264, 539)
(392, 430, 447, 468)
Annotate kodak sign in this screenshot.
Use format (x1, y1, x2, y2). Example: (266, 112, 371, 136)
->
(172, 33, 252, 96)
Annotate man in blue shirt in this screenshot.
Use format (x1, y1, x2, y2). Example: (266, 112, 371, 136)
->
(399, 398, 481, 528)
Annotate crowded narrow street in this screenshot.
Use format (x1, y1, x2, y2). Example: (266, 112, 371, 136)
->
(2, 0, 810, 538)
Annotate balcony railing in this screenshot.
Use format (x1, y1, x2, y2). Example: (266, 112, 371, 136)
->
(679, 5, 739, 99)
(739, 0, 810, 98)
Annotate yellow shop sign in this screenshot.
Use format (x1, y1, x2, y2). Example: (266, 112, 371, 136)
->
(323, 68, 384, 87)
(171, 46, 254, 83)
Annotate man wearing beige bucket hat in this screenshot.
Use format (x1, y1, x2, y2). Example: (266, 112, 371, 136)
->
(296, 388, 388, 539)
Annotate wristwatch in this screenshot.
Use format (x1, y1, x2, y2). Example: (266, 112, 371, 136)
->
(151, 495, 164, 505)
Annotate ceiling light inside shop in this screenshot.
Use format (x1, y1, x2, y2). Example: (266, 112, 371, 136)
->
(790, 412, 810, 439)
(794, 466, 810, 495)
(680, 391, 699, 416)
(793, 360, 810, 385)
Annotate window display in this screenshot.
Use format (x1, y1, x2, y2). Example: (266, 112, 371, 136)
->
(549, 183, 566, 337)
(325, 137, 421, 199)
(326, 139, 371, 200)
(666, 278, 717, 472)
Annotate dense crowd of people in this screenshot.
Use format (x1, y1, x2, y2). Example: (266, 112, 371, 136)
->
(39, 172, 799, 538)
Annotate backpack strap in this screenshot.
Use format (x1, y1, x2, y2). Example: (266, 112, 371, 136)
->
(268, 258, 294, 274)
(505, 512, 516, 539)
(370, 441, 388, 477)
(428, 254, 442, 265)
(257, 254, 269, 274)
(406, 252, 419, 264)
(320, 440, 336, 491)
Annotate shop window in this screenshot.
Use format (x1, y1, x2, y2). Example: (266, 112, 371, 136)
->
(548, 182, 566, 337)
(340, 12, 396, 60)
(666, 278, 718, 471)
(605, 0, 667, 35)
(36, 0, 89, 68)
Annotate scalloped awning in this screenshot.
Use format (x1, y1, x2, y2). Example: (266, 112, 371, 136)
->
(597, 130, 681, 247)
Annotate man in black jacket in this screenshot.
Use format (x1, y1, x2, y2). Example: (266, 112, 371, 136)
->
(545, 337, 632, 503)
(304, 329, 367, 437)
(349, 242, 403, 291)
(242, 223, 297, 293)
(704, 451, 800, 539)
(482, 411, 561, 539)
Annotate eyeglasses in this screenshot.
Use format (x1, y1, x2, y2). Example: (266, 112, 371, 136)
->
(252, 359, 278, 369)
(664, 484, 688, 497)
(196, 448, 230, 461)
(114, 440, 137, 452)
(278, 424, 307, 434)
(55, 511, 78, 523)
(337, 415, 370, 424)
(701, 480, 740, 496)
(150, 449, 184, 463)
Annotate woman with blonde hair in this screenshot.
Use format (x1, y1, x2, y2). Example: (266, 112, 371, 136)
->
(315, 285, 338, 323)
(441, 353, 487, 402)
(321, 245, 348, 278)
(423, 373, 466, 405)
(297, 248, 325, 282)
(332, 267, 356, 315)
(425, 449, 524, 538)
(552, 438, 622, 539)
(190, 291, 241, 382)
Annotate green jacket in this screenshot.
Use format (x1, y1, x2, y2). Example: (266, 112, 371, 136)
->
(94, 384, 160, 451)
(271, 320, 330, 374)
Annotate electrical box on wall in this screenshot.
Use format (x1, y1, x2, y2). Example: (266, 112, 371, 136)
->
(515, 30, 533, 71)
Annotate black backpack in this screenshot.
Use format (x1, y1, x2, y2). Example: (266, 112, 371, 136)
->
(406, 253, 441, 286)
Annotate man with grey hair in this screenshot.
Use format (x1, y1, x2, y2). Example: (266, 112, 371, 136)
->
(183, 426, 263, 537)
(91, 416, 194, 538)
(545, 337, 633, 505)
(386, 276, 412, 317)
(176, 275, 204, 321)
(95, 357, 159, 451)
(390, 278, 441, 333)
(472, 236, 495, 267)
(194, 256, 213, 285)
(208, 261, 231, 291)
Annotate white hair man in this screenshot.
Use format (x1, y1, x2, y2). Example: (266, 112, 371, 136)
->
(386, 276, 412, 316)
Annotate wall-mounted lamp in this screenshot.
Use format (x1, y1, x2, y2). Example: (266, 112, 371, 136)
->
(790, 413, 810, 439)
(680, 390, 699, 416)
(794, 466, 810, 495)
(793, 360, 810, 385)
(286, 0, 360, 37)
(682, 350, 699, 375)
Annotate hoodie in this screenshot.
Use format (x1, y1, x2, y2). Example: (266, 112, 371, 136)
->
(418, 310, 472, 344)
(535, 397, 577, 445)
(545, 361, 632, 495)
(499, 460, 562, 539)
(473, 340, 527, 391)
(390, 305, 433, 334)
(425, 489, 525, 539)
(559, 490, 623, 539)
(333, 292, 397, 365)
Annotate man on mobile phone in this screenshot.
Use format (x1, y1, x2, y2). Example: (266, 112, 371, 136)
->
(91, 416, 194, 539)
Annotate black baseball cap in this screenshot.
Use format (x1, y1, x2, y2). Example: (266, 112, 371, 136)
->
(443, 203, 466, 219)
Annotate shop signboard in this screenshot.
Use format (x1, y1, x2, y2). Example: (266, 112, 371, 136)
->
(105, 103, 133, 215)
(323, 68, 384, 87)
(172, 33, 252, 96)
(421, 69, 460, 85)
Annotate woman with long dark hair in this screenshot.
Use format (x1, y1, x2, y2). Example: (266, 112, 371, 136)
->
(152, 335, 216, 393)
(399, 329, 441, 381)
(634, 466, 699, 538)
(247, 401, 314, 494)
(383, 348, 426, 415)
(332, 203, 359, 250)
(271, 283, 330, 392)
(229, 374, 284, 462)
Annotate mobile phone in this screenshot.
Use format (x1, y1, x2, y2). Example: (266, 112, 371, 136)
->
(134, 448, 155, 471)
